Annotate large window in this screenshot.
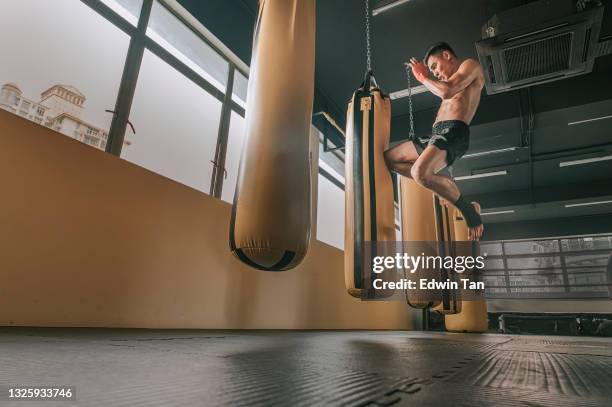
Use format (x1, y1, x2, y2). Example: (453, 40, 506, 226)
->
(222, 111, 247, 204)
(121, 50, 222, 193)
(316, 166, 345, 250)
(1, 0, 248, 198)
(2, 0, 345, 222)
(100, 0, 143, 26)
(232, 71, 248, 109)
(0, 0, 130, 151)
(146, 0, 229, 92)
(481, 234, 612, 299)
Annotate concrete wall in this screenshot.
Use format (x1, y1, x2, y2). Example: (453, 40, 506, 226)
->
(0, 109, 412, 329)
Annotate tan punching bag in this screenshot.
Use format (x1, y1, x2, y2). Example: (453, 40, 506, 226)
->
(445, 209, 488, 332)
(229, 0, 315, 271)
(400, 179, 459, 313)
(344, 72, 396, 298)
(432, 196, 461, 315)
(400, 179, 438, 308)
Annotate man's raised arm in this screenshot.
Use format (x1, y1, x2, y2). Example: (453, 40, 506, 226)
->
(413, 59, 482, 99)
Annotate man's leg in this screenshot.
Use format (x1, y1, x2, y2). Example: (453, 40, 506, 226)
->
(384, 140, 453, 179)
(410, 145, 460, 202)
(410, 145, 484, 241)
(383, 140, 420, 177)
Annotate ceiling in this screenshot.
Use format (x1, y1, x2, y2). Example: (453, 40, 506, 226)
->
(178, 0, 612, 237)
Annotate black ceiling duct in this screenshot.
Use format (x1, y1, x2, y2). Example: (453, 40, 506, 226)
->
(476, 0, 605, 95)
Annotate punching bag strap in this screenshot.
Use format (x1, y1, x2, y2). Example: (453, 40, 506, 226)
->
(362, 0, 378, 93)
(361, 70, 378, 93)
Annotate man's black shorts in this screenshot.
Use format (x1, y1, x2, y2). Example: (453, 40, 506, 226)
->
(413, 120, 470, 167)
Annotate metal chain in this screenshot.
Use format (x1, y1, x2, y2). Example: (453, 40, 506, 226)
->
(365, 0, 372, 72)
(405, 64, 415, 138)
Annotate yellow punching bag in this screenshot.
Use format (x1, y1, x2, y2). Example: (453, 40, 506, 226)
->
(400, 179, 439, 308)
(432, 196, 461, 315)
(400, 179, 459, 312)
(445, 209, 488, 332)
(229, 0, 315, 271)
(344, 72, 396, 298)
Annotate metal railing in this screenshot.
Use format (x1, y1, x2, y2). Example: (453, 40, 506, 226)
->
(481, 234, 612, 299)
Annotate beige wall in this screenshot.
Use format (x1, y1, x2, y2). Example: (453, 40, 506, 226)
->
(0, 110, 412, 329)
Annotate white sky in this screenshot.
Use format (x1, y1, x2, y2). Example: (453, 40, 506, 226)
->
(122, 50, 223, 193)
(0, 0, 130, 130)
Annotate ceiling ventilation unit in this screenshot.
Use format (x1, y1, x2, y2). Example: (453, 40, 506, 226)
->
(475, 0, 606, 95)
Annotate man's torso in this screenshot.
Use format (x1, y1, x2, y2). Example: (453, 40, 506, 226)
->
(434, 60, 484, 126)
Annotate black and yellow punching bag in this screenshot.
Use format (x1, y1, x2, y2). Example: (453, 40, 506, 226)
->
(399, 179, 440, 309)
(399, 179, 459, 313)
(445, 209, 488, 332)
(229, 0, 316, 271)
(344, 72, 396, 298)
(432, 196, 461, 315)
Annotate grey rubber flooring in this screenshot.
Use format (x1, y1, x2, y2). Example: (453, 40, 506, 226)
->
(1, 328, 612, 406)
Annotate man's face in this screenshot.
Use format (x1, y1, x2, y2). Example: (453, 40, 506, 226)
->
(427, 51, 454, 81)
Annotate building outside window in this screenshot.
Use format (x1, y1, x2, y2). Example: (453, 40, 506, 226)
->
(0, 0, 130, 151)
(0, 83, 110, 150)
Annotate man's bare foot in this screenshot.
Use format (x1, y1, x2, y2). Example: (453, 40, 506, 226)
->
(468, 202, 484, 241)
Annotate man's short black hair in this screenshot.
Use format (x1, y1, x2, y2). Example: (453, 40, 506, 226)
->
(423, 42, 456, 64)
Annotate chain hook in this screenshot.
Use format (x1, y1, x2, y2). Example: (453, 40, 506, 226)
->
(365, 0, 372, 72)
(404, 64, 416, 139)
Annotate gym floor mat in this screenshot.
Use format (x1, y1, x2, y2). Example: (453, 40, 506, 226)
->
(1, 328, 611, 406)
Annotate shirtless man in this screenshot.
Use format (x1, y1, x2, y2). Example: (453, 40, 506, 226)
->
(384, 42, 485, 241)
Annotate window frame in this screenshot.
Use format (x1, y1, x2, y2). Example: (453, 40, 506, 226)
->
(80, 0, 246, 198)
(79, 0, 341, 206)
